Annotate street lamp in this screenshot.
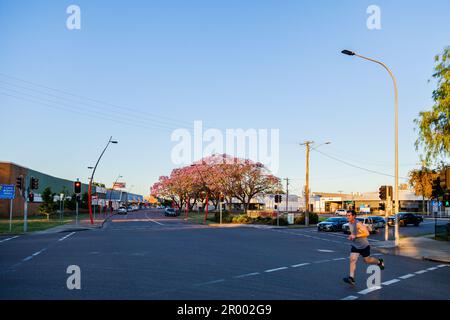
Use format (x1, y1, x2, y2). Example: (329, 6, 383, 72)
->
(300, 141, 331, 225)
(87, 136, 118, 225)
(341, 49, 399, 246)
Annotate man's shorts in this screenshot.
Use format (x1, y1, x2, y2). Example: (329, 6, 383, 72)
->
(351, 245, 371, 257)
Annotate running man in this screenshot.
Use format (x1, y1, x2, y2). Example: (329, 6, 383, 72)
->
(343, 210, 385, 285)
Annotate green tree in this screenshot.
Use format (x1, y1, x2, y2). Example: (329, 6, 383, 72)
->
(415, 47, 450, 164)
(408, 167, 437, 213)
(80, 192, 89, 209)
(38, 187, 56, 219)
(65, 193, 77, 211)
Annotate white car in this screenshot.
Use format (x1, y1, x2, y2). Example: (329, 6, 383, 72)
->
(335, 209, 347, 216)
(342, 217, 376, 234)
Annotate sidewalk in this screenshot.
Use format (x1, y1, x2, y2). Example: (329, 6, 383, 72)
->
(33, 216, 109, 234)
(373, 236, 450, 264)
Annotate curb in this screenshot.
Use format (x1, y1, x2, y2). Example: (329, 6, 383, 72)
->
(422, 256, 450, 264)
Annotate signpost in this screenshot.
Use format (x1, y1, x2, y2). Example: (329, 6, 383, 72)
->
(0, 184, 16, 232)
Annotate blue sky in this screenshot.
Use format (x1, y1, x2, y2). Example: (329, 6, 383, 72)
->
(0, 0, 449, 196)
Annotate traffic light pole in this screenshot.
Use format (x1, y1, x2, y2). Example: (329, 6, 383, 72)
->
(385, 194, 390, 241)
(23, 176, 28, 233)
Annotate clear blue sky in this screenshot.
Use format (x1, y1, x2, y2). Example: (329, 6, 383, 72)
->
(1, 0, 449, 196)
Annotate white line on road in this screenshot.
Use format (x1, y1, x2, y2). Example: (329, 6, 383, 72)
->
(341, 295, 358, 300)
(314, 260, 331, 264)
(415, 270, 428, 275)
(145, 212, 164, 225)
(58, 232, 76, 242)
(437, 264, 448, 268)
(22, 248, 46, 262)
(195, 279, 225, 286)
(234, 272, 260, 278)
(333, 257, 347, 261)
(318, 249, 335, 253)
(399, 274, 415, 279)
(264, 267, 288, 273)
(0, 236, 19, 243)
(382, 279, 400, 286)
(291, 263, 310, 268)
(427, 267, 438, 271)
(358, 286, 382, 295)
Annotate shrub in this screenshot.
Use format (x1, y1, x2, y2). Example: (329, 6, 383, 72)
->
(232, 214, 252, 224)
(272, 216, 288, 226)
(294, 212, 319, 225)
(215, 211, 232, 223)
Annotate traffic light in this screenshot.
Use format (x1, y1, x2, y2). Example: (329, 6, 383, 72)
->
(275, 195, 282, 203)
(440, 166, 450, 191)
(219, 194, 225, 202)
(28, 192, 34, 202)
(444, 193, 450, 207)
(74, 181, 82, 194)
(30, 177, 39, 190)
(16, 176, 23, 190)
(432, 177, 443, 199)
(379, 186, 386, 200)
(379, 202, 385, 211)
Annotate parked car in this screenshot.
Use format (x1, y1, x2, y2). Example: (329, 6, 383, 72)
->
(388, 213, 423, 227)
(164, 208, 179, 217)
(317, 217, 348, 232)
(342, 217, 377, 234)
(369, 216, 386, 228)
(117, 206, 128, 215)
(335, 209, 347, 216)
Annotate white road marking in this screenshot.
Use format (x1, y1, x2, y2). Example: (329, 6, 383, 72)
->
(291, 263, 310, 268)
(58, 232, 76, 242)
(234, 272, 260, 278)
(333, 257, 347, 261)
(22, 248, 46, 262)
(195, 279, 225, 286)
(318, 249, 334, 253)
(265, 267, 288, 273)
(0, 236, 19, 243)
(358, 286, 382, 295)
(314, 260, 330, 264)
(437, 264, 448, 268)
(341, 295, 358, 300)
(144, 212, 165, 225)
(427, 267, 438, 271)
(415, 270, 428, 275)
(399, 274, 415, 279)
(382, 279, 400, 286)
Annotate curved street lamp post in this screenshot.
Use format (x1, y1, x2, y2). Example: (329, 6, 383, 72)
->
(88, 136, 118, 225)
(341, 49, 399, 246)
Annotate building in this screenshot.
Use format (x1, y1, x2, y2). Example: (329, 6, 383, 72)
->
(0, 162, 143, 218)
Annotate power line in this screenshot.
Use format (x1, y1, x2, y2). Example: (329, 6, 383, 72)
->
(312, 148, 409, 180)
(0, 73, 195, 128)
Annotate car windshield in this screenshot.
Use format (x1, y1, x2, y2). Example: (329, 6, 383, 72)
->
(326, 218, 341, 222)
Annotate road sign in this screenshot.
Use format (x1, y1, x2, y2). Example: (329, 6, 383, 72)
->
(0, 184, 15, 200)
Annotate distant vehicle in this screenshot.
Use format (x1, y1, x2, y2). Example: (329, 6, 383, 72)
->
(335, 209, 347, 216)
(317, 217, 348, 232)
(388, 213, 423, 227)
(342, 217, 377, 234)
(117, 206, 127, 215)
(369, 216, 386, 228)
(164, 208, 179, 217)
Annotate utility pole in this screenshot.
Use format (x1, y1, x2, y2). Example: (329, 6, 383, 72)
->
(301, 141, 313, 226)
(23, 175, 29, 233)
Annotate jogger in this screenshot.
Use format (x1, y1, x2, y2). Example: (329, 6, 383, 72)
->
(343, 210, 384, 285)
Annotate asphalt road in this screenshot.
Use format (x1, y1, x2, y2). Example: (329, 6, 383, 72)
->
(1, 209, 449, 300)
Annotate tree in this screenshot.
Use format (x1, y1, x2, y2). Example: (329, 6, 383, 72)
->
(415, 47, 450, 164)
(408, 167, 437, 213)
(39, 187, 56, 219)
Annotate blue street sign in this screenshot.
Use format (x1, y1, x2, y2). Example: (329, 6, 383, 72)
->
(0, 184, 15, 200)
